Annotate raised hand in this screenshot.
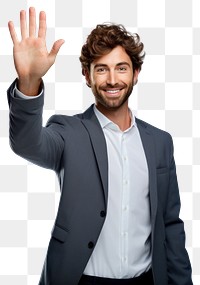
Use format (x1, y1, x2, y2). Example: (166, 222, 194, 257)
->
(8, 7, 64, 96)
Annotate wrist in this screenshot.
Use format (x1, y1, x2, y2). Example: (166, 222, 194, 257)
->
(17, 77, 42, 96)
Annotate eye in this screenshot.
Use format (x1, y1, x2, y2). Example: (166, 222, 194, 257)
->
(117, 66, 128, 72)
(96, 67, 107, 73)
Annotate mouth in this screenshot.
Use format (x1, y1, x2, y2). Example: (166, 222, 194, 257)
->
(106, 89, 120, 93)
(102, 88, 124, 97)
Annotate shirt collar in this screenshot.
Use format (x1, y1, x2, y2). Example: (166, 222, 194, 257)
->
(93, 105, 136, 132)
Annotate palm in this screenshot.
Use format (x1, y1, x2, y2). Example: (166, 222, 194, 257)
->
(13, 37, 51, 78)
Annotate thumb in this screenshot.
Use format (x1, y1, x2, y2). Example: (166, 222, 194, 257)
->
(49, 39, 65, 61)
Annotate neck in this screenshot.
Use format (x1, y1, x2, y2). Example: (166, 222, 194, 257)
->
(96, 102, 131, 131)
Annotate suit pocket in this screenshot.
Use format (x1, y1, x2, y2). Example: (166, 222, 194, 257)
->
(156, 167, 170, 214)
(156, 167, 169, 175)
(51, 224, 69, 243)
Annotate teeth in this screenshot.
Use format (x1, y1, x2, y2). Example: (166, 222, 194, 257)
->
(106, 90, 120, 94)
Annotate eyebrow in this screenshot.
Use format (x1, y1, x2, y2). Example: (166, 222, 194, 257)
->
(94, 62, 131, 69)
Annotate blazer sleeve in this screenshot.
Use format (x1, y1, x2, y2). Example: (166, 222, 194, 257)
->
(164, 135, 193, 285)
(7, 79, 65, 172)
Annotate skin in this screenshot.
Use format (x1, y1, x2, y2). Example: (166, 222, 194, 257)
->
(85, 46, 139, 131)
(8, 7, 64, 96)
(8, 7, 139, 131)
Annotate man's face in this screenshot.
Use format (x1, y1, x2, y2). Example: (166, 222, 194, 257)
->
(86, 46, 139, 111)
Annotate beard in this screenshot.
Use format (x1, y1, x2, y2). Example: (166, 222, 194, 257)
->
(91, 81, 134, 111)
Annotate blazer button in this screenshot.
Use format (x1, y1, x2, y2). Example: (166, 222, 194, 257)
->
(88, 241, 94, 249)
(100, 210, 106, 217)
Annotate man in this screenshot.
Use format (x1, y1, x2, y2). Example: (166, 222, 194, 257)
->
(8, 7, 193, 285)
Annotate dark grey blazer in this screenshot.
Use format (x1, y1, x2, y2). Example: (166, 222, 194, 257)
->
(8, 80, 193, 285)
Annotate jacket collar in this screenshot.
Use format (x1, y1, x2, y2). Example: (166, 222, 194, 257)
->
(136, 118, 158, 232)
(81, 105, 109, 206)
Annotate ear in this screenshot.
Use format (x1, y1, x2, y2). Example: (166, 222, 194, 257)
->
(84, 69, 91, 88)
(133, 69, 140, 85)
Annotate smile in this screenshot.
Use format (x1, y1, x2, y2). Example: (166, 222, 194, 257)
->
(106, 89, 120, 94)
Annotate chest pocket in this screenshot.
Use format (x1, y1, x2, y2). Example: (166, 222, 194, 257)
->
(51, 224, 69, 243)
(156, 167, 170, 213)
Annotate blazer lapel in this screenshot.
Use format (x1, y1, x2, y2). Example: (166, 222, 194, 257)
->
(136, 118, 158, 230)
(81, 105, 109, 206)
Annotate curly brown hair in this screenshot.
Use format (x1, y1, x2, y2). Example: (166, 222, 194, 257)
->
(79, 23, 145, 76)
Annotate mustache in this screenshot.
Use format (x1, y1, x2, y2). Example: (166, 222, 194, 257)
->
(100, 83, 127, 90)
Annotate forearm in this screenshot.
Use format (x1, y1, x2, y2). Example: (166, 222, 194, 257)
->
(7, 79, 64, 171)
(8, 79, 44, 150)
(165, 202, 192, 285)
(165, 138, 193, 285)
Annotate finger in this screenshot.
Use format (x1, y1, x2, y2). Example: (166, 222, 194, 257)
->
(49, 39, 65, 61)
(38, 11, 46, 39)
(29, 7, 36, 37)
(8, 21, 19, 45)
(20, 10, 27, 39)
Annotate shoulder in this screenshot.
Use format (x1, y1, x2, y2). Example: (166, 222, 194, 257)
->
(46, 104, 96, 128)
(136, 117, 173, 144)
(46, 104, 94, 126)
(46, 113, 83, 129)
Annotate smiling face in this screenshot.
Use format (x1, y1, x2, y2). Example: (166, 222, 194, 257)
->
(85, 46, 139, 112)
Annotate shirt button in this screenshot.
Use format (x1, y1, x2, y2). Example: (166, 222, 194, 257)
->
(123, 206, 128, 211)
(100, 210, 106, 217)
(88, 241, 94, 249)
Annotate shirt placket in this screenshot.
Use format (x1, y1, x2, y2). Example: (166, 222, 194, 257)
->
(120, 132, 129, 275)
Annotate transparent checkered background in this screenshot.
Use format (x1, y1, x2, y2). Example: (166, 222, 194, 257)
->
(0, 0, 199, 284)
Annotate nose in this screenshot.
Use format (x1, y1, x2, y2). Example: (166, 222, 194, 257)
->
(106, 70, 118, 86)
